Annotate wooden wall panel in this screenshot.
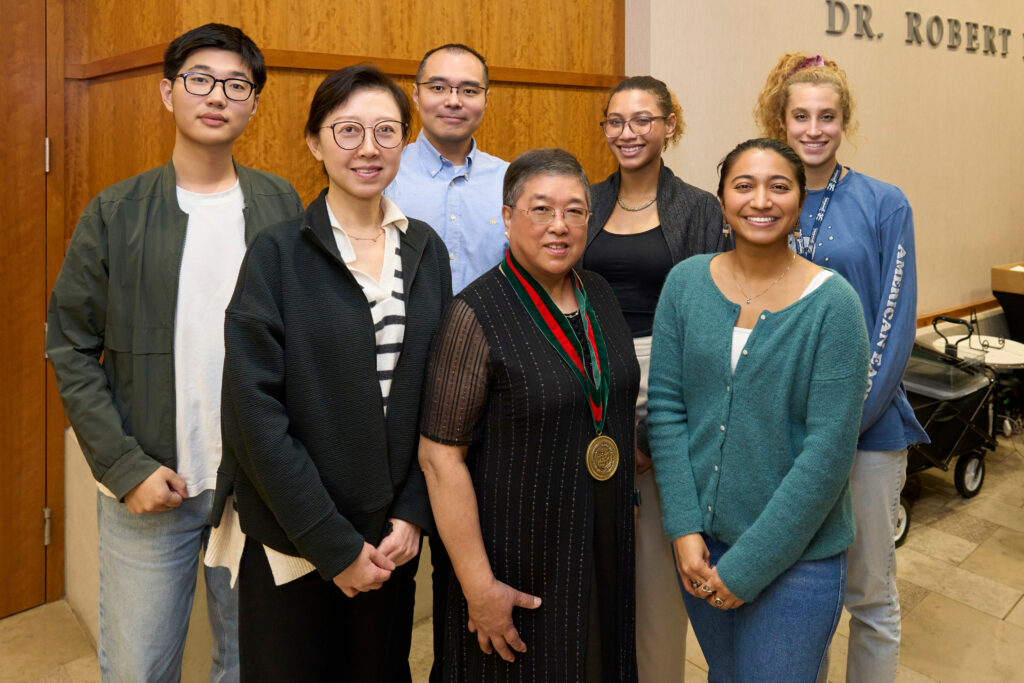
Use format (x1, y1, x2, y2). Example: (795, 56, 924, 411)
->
(77, 1, 620, 74)
(61, 0, 625, 236)
(64, 70, 175, 250)
(85, 73, 174, 186)
(233, 70, 335, 207)
(65, 70, 619, 222)
(473, 83, 618, 183)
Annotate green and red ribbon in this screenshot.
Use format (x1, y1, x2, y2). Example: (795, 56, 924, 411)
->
(499, 248, 610, 435)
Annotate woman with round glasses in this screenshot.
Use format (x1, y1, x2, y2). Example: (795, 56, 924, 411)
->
(419, 148, 640, 681)
(211, 64, 451, 680)
(581, 75, 724, 682)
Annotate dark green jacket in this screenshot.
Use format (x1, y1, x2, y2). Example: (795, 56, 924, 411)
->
(46, 160, 302, 500)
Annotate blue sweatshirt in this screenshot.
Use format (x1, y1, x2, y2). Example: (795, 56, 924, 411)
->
(648, 255, 869, 602)
(794, 169, 928, 450)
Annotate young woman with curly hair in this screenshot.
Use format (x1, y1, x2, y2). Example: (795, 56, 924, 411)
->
(755, 52, 928, 683)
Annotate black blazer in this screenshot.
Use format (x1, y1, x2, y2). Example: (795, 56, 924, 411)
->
(212, 190, 452, 580)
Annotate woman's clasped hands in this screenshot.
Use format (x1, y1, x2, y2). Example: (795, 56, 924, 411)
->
(332, 518, 421, 597)
(673, 533, 745, 611)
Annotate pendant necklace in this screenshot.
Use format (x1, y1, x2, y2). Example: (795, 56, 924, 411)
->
(616, 196, 656, 212)
(732, 252, 796, 305)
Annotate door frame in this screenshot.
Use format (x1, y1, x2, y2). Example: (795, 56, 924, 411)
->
(45, 0, 67, 603)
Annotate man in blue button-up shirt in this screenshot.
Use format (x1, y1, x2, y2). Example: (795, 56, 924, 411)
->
(388, 45, 509, 681)
(386, 43, 509, 295)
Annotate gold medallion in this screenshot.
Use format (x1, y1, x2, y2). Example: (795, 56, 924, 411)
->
(586, 434, 620, 481)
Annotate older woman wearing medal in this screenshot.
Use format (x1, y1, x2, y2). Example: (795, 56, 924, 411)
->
(419, 148, 640, 682)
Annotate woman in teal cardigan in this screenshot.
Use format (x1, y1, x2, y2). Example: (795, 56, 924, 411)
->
(648, 138, 869, 681)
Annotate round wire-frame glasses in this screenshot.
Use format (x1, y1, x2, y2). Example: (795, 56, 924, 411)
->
(322, 120, 409, 150)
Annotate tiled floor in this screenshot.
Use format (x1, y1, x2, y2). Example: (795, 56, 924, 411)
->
(2, 438, 1022, 683)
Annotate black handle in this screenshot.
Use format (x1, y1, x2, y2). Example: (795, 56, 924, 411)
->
(932, 316, 973, 357)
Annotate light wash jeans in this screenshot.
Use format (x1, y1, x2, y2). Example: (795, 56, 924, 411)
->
(97, 489, 238, 683)
(681, 536, 846, 682)
(843, 448, 907, 683)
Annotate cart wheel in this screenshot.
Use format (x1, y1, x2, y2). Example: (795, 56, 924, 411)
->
(894, 496, 911, 548)
(954, 452, 985, 498)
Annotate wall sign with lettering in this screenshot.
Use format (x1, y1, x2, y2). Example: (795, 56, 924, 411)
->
(825, 0, 1020, 60)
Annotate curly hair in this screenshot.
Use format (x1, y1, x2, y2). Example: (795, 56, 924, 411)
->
(604, 75, 685, 150)
(754, 53, 858, 142)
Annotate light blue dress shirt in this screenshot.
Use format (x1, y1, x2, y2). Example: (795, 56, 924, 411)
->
(385, 135, 509, 294)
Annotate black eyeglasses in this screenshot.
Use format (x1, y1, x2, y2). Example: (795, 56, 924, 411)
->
(321, 120, 409, 150)
(416, 81, 486, 99)
(599, 115, 667, 137)
(177, 72, 256, 102)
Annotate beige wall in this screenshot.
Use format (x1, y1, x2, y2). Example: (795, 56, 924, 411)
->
(629, 0, 1024, 313)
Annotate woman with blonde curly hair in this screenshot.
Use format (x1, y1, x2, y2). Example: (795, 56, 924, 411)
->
(582, 75, 725, 683)
(755, 53, 928, 683)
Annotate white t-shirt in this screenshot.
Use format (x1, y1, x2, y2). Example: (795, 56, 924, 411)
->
(173, 181, 246, 495)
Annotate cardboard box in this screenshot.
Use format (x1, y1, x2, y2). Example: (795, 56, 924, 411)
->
(992, 262, 1024, 296)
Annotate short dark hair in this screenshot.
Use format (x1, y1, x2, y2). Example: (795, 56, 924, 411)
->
(305, 64, 412, 139)
(503, 148, 590, 208)
(717, 138, 807, 204)
(163, 24, 267, 94)
(415, 43, 489, 87)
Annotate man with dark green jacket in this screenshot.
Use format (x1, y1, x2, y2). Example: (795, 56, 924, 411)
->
(45, 24, 301, 682)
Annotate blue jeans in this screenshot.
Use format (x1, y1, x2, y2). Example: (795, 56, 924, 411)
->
(843, 448, 907, 682)
(680, 537, 845, 682)
(97, 489, 238, 683)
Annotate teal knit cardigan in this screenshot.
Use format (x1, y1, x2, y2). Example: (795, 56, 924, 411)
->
(648, 254, 869, 602)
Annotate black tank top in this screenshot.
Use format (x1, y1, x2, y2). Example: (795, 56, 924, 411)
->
(583, 226, 673, 337)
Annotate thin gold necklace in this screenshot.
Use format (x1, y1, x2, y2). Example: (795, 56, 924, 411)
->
(731, 252, 796, 305)
(341, 226, 385, 243)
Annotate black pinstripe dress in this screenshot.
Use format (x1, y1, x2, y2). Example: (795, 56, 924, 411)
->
(422, 266, 640, 682)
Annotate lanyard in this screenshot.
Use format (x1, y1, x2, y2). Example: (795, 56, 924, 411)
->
(792, 164, 842, 260)
(499, 249, 610, 434)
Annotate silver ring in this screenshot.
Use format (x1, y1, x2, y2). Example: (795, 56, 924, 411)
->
(714, 597, 724, 607)
(700, 584, 713, 594)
